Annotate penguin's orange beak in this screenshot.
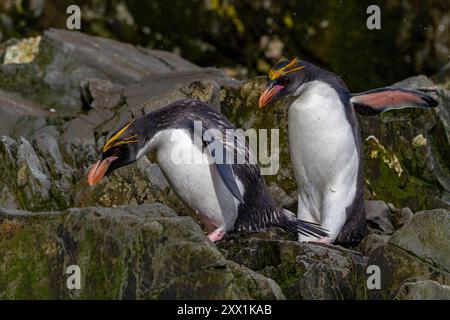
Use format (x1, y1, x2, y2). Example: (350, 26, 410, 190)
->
(259, 85, 284, 108)
(87, 156, 118, 186)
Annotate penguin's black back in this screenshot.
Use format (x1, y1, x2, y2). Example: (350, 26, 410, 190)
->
(336, 101, 367, 244)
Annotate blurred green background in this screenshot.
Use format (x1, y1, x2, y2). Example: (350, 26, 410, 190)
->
(1, 0, 449, 91)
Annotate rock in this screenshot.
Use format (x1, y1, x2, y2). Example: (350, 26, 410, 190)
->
(368, 209, 450, 299)
(0, 89, 51, 135)
(365, 200, 395, 234)
(60, 62, 238, 152)
(434, 87, 450, 163)
(388, 203, 414, 229)
(389, 209, 449, 271)
(0, 28, 201, 118)
(34, 133, 72, 178)
(80, 77, 125, 112)
(1, 134, 82, 211)
(394, 280, 450, 300)
(3, 36, 41, 64)
(62, 118, 96, 146)
(140, 49, 202, 73)
(0, 185, 18, 209)
(85, 68, 240, 153)
(42, 28, 199, 84)
(357, 232, 390, 257)
(125, 69, 239, 111)
(137, 158, 170, 192)
(0, 204, 284, 299)
(33, 133, 73, 204)
(219, 237, 368, 300)
(0, 135, 72, 211)
(72, 159, 187, 215)
(59, 77, 127, 148)
(226, 261, 286, 300)
(16, 136, 51, 201)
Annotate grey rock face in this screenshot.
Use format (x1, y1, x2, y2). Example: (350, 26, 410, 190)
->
(368, 209, 450, 299)
(219, 236, 368, 300)
(394, 280, 450, 300)
(365, 200, 395, 234)
(0, 134, 75, 211)
(0, 204, 284, 299)
(125, 69, 239, 111)
(357, 233, 390, 257)
(388, 204, 414, 230)
(389, 209, 449, 271)
(38, 28, 200, 112)
(16, 137, 51, 200)
(0, 89, 51, 135)
(0, 28, 205, 120)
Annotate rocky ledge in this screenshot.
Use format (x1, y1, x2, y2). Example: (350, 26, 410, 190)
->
(0, 29, 449, 299)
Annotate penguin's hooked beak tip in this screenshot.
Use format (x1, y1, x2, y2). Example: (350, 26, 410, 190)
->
(87, 156, 118, 186)
(258, 85, 283, 108)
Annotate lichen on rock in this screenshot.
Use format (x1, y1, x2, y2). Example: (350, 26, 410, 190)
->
(3, 36, 41, 64)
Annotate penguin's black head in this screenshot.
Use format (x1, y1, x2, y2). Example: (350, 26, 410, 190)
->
(87, 120, 141, 185)
(259, 57, 308, 108)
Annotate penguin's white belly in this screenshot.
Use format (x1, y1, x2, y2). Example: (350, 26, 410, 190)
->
(289, 81, 359, 241)
(154, 129, 240, 231)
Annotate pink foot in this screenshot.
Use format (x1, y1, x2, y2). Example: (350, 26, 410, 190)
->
(316, 237, 331, 244)
(208, 228, 226, 242)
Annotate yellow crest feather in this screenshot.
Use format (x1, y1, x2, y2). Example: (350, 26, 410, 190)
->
(268, 57, 305, 80)
(102, 120, 139, 152)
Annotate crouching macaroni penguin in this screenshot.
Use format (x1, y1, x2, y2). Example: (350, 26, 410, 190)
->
(259, 57, 438, 245)
(87, 99, 328, 242)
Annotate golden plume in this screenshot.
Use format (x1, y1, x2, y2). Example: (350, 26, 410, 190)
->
(102, 120, 139, 152)
(268, 57, 305, 80)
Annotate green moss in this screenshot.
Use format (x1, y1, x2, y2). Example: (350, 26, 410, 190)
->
(364, 136, 442, 211)
(0, 147, 29, 210)
(275, 266, 302, 296)
(0, 218, 54, 299)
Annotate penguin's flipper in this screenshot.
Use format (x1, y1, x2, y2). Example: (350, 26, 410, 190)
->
(350, 87, 438, 116)
(190, 122, 244, 203)
(215, 161, 244, 203)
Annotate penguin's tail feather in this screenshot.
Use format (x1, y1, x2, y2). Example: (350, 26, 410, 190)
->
(278, 209, 329, 238)
(350, 87, 439, 116)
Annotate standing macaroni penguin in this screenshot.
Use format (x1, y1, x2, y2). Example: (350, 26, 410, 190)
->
(87, 99, 328, 242)
(259, 57, 438, 244)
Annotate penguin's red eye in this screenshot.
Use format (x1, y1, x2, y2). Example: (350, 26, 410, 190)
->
(107, 147, 122, 158)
